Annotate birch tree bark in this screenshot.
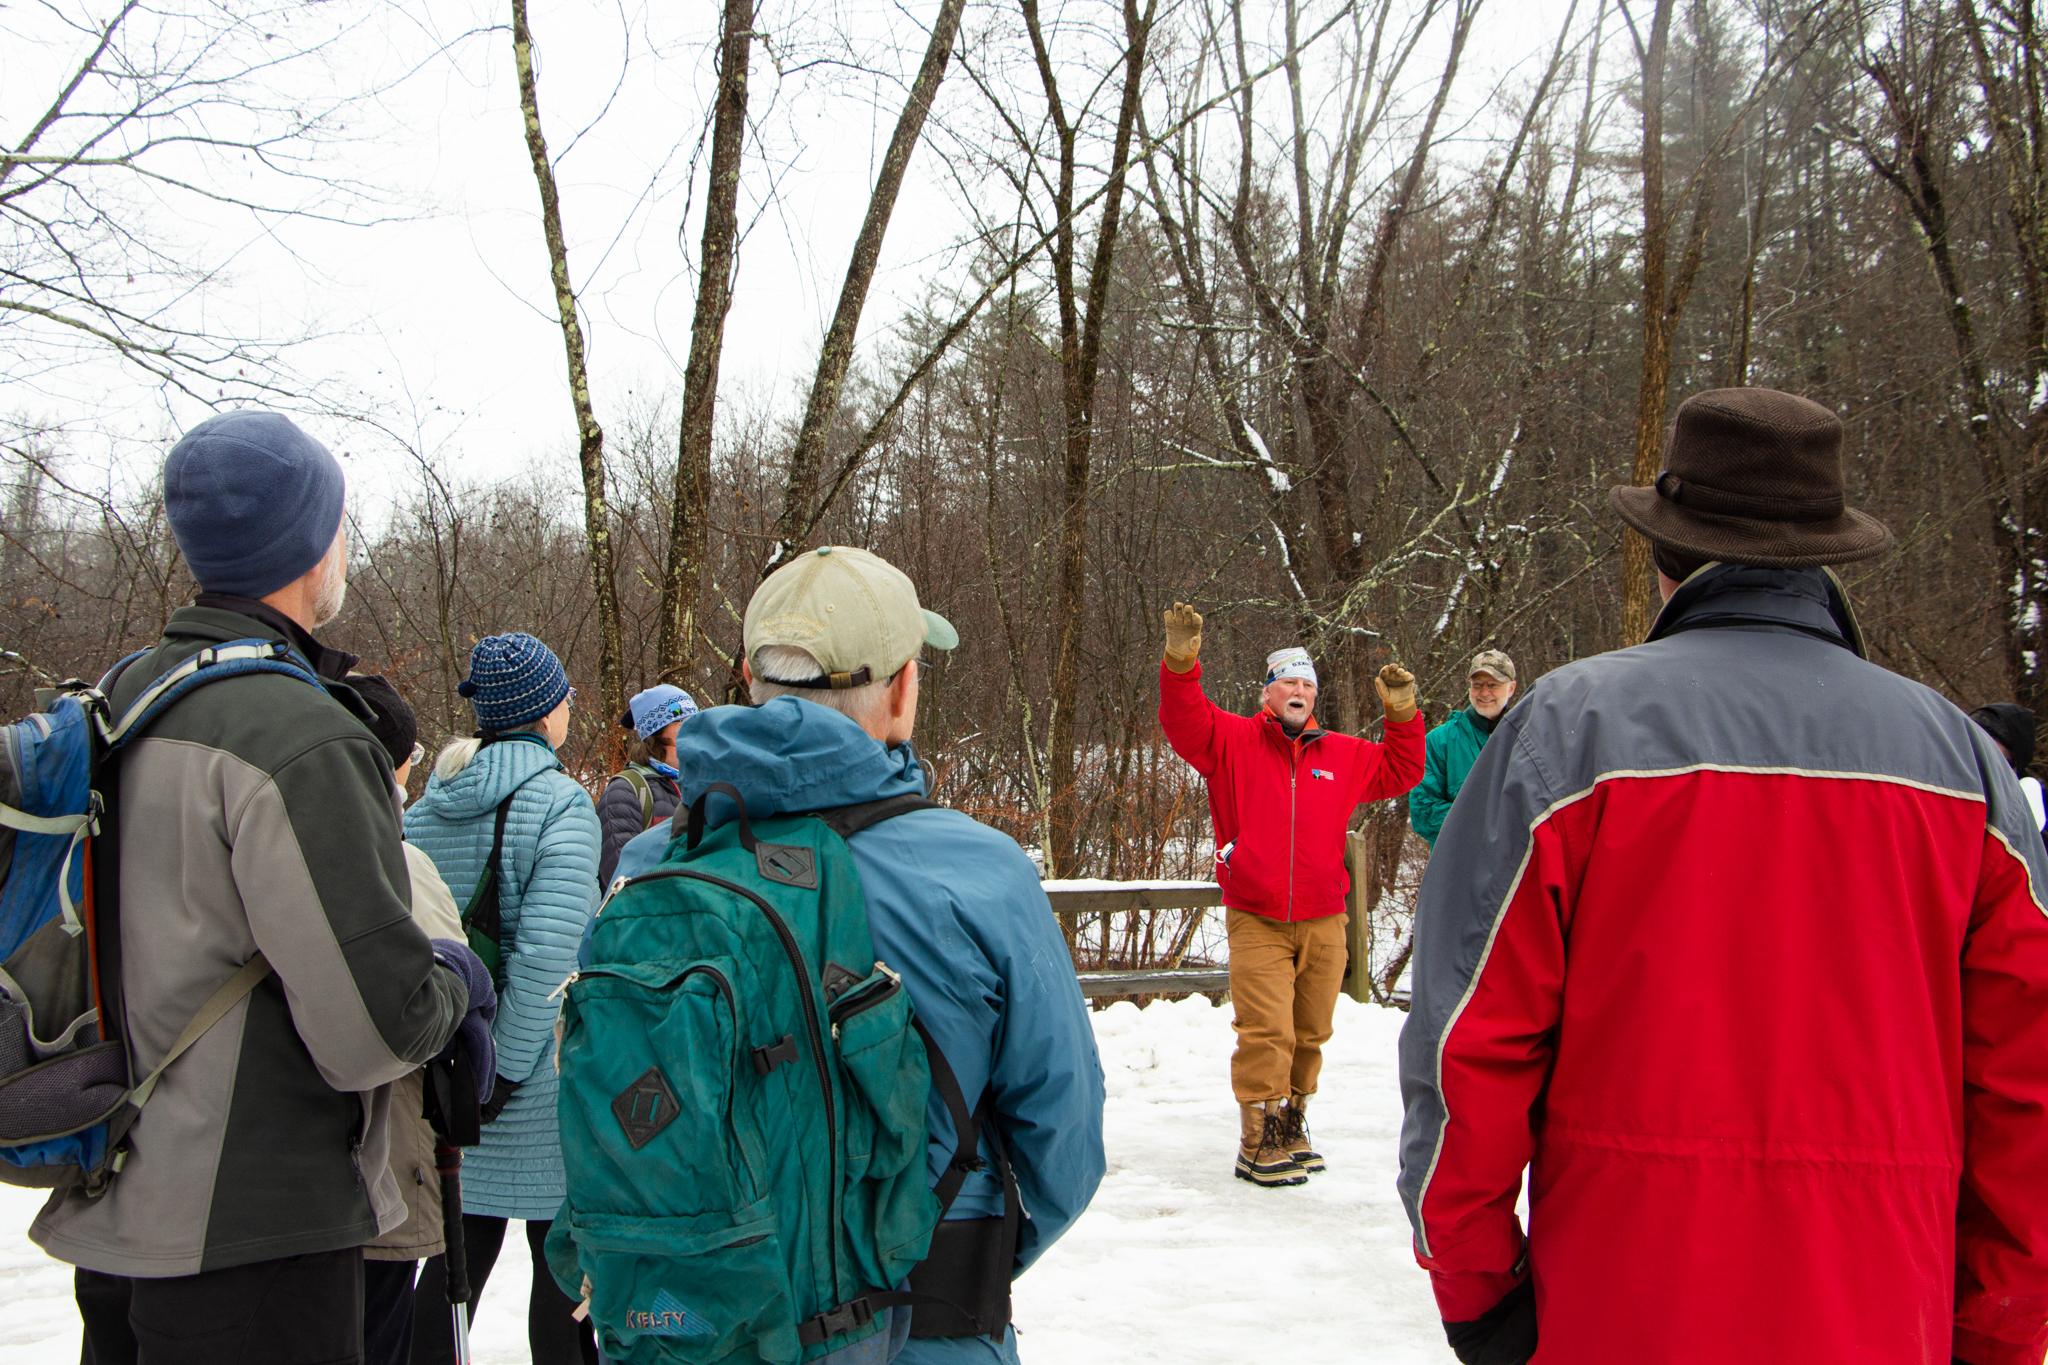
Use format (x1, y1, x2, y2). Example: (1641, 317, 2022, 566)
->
(512, 0, 625, 767)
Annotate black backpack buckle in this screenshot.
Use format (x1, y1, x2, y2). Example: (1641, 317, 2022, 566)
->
(800, 1296, 876, 1344)
(751, 1034, 799, 1075)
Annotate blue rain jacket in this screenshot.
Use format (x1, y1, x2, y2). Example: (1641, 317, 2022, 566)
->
(611, 697, 1106, 1362)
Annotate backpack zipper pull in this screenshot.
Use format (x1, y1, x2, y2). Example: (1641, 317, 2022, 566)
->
(548, 970, 580, 1003)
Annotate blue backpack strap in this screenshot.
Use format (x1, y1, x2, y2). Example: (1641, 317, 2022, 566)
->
(103, 639, 321, 751)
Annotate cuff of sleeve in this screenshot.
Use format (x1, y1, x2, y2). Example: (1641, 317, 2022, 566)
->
(1160, 659, 1203, 682)
(1427, 1263, 1528, 1325)
(1416, 1222, 1528, 1324)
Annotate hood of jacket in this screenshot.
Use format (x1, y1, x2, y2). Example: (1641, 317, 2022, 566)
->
(679, 695, 927, 818)
(420, 733, 565, 820)
(1647, 562, 1867, 657)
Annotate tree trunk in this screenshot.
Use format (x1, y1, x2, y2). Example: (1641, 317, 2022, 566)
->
(511, 0, 624, 769)
(1621, 0, 1677, 645)
(768, 0, 969, 579)
(657, 0, 753, 685)
(1034, 0, 1155, 877)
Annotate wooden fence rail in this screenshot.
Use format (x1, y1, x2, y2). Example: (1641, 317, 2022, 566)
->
(1046, 881, 1229, 1002)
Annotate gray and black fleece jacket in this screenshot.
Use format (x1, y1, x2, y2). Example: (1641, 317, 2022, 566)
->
(32, 604, 468, 1277)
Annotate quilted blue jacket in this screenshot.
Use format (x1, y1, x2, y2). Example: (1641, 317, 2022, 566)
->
(405, 732, 600, 1219)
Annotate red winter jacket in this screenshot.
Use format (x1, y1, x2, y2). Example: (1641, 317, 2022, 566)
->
(1158, 661, 1425, 921)
(1397, 566, 2048, 1365)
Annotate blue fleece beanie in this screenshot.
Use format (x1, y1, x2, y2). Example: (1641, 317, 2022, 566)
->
(459, 632, 571, 733)
(623, 684, 698, 740)
(163, 410, 347, 598)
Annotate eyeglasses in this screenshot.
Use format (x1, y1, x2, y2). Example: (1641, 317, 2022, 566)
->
(406, 742, 425, 768)
(566, 687, 577, 708)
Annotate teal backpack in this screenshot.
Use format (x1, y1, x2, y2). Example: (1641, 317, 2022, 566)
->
(551, 783, 997, 1364)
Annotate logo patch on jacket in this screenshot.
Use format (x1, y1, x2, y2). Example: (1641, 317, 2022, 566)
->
(1310, 768, 1334, 781)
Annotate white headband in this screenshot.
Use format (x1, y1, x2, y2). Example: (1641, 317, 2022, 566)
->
(1265, 647, 1317, 687)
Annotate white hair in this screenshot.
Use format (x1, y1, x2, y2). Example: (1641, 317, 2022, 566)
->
(309, 523, 348, 628)
(750, 643, 894, 731)
(432, 716, 550, 781)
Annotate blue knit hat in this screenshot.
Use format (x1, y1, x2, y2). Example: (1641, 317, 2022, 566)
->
(163, 410, 347, 598)
(459, 632, 572, 733)
(622, 685, 698, 740)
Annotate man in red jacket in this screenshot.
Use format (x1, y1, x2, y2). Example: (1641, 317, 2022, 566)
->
(1398, 387, 2048, 1365)
(1158, 606, 1424, 1187)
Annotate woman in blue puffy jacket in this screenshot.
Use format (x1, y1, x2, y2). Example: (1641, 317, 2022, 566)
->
(405, 632, 601, 1365)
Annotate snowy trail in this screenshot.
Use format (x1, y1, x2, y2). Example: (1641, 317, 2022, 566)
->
(0, 997, 1445, 1363)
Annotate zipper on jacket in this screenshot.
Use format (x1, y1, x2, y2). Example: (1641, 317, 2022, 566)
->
(616, 866, 841, 1298)
(1285, 742, 1299, 922)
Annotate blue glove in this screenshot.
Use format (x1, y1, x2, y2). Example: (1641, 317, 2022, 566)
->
(431, 939, 498, 1103)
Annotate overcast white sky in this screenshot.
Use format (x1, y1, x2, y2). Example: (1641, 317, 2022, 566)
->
(3, 0, 1588, 508)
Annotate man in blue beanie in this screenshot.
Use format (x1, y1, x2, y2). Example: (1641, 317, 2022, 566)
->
(36, 410, 498, 1365)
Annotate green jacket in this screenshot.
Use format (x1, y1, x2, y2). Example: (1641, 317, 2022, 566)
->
(1409, 706, 1493, 847)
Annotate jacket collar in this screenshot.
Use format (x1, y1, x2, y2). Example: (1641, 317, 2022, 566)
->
(167, 598, 375, 723)
(190, 593, 360, 680)
(1646, 562, 1868, 658)
(1257, 709, 1324, 747)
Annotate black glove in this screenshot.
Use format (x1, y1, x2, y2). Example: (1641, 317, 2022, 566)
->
(1443, 1277, 1535, 1365)
(480, 1074, 521, 1125)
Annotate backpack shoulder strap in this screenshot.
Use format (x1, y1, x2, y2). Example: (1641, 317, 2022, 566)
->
(128, 955, 273, 1109)
(813, 793, 938, 840)
(462, 794, 518, 922)
(105, 639, 322, 750)
(620, 765, 654, 829)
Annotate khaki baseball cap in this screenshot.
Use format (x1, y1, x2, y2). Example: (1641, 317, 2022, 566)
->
(745, 546, 958, 689)
(1470, 649, 1516, 682)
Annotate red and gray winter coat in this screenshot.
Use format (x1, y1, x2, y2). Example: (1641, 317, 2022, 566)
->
(1158, 661, 1425, 921)
(1396, 565, 2048, 1365)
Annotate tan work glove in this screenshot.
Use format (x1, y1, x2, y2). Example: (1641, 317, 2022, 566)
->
(1376, 662, 1418, 724)
(1162, 601, 1203, 673)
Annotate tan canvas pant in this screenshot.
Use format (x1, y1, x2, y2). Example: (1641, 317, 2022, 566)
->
(1226, 908, 1350, 1103)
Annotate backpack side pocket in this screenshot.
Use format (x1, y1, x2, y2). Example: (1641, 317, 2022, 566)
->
(559, 961, 762, 1218)
(829, 962, 938, 1288)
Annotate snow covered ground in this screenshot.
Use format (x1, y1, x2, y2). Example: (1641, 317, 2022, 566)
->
(0, 996, 1446, 1363)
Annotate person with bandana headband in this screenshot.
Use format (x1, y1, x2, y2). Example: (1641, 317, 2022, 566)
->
(595, 684, 699, 885)
(1156, 603, 1425, 1187)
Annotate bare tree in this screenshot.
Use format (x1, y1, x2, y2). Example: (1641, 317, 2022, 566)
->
(511, 0, 626, 766)
(0, 1, 469, 447)
(656, 0, 753, 686)
(1615, 0, 1814, 638)
(768, 0, 972, 578)
(1834, 0, 2048, 720)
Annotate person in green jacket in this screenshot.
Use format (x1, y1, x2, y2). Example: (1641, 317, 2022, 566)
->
(1409, 649, 1518, 847)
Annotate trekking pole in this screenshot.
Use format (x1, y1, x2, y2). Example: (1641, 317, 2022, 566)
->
(424, 1050, 482, 1365)
(436, 1135, 474, 1365)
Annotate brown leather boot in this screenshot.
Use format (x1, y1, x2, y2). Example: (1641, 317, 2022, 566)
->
(1234, 1101, 1308, 1187)
(1279, 1093, 1325, 1174)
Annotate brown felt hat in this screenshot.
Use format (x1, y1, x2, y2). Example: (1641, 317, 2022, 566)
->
(1609, 387, 1892, 568)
